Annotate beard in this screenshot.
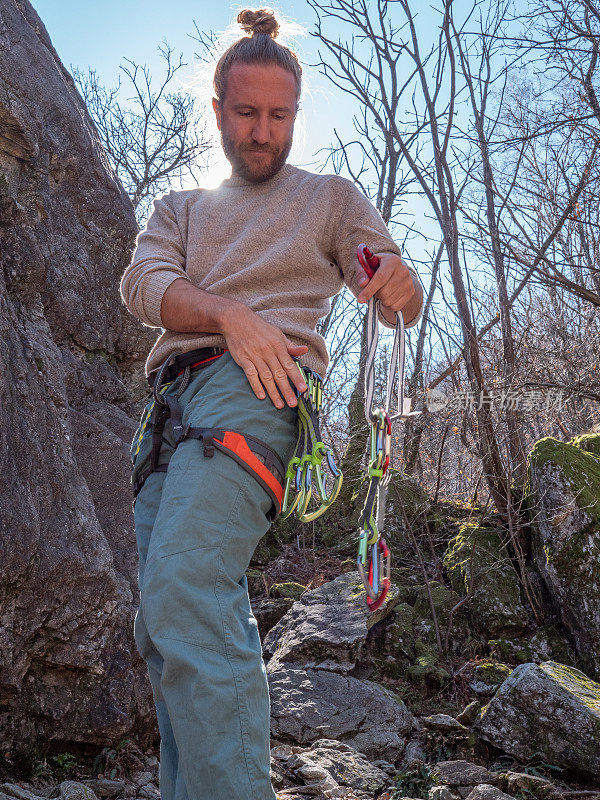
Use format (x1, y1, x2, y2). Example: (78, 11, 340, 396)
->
(220, 124, 293, 183)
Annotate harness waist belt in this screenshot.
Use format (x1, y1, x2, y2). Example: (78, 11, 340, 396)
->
(147, 347, 227, 388)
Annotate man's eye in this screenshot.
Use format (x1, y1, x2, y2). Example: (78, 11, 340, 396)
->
(238, 111, 253, 117)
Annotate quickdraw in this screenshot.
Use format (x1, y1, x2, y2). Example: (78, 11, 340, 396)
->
(280, 364, 343, 522)
(355, 243, 413, 611)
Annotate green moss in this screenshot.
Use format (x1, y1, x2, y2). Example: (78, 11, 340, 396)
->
(542, 662, 600, 714)
(270, 581, 307, 600)
(527, 437, 600, 538)
(569, 433, 600, 461)
(443, 521, 526, 638)
(473, 660, 512, 686)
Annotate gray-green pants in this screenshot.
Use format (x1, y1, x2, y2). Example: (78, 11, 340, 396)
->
(130, 352, 298, 800)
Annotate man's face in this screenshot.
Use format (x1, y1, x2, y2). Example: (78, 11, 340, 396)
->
(212, 62, 297, 183)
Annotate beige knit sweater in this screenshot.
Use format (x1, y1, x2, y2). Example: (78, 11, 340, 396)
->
(120, 163, 422, 379)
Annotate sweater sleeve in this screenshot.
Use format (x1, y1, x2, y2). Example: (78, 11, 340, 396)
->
(329, 177, 423, 330)
(119, 190, 191, 328)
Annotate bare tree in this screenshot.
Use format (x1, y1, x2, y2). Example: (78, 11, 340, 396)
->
(73, 41, 211, 223)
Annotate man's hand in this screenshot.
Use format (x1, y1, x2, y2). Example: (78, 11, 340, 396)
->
(221, 306, 309, 409)
(355, 252, 423, 324)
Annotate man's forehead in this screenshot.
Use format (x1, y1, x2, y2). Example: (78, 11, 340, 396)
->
(224, 62, 297, 105)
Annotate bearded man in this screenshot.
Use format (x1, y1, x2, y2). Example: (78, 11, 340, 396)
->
(120, 8, 423, 800)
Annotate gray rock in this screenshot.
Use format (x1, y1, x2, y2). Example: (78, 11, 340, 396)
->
(474, 661, 600, 778)
(456, 701, 482, 726)
(263, 572, 398, 672)
(251, 596, 295, 640)
(431, 761, 499, 787)
(0, 787, 46, 800)
(59, 783, 100, 800)
(423, 714, 468, 733)
(528, 438, 600, 677)
(294, 739, 389, 793)
(136, 787, 159, 800)
(268, 666, 412, 761)
(464, 786, 514, 800)
(0, 0, 156, 754)
(503, 772, 552, 794)
(429, 788, 456, 800)
(81, 780, 126, 798)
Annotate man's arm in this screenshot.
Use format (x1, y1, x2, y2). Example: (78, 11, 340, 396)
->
(160, 278, 309, 409)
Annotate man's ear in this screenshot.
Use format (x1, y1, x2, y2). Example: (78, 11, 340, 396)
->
(212, 97, 222, 131)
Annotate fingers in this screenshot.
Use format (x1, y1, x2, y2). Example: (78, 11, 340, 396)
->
(356, 260, 391, 303)
(356, 254, 415, 309)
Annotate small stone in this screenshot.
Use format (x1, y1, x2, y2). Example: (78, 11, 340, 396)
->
(432, 761, 498, 787)
(133, 773, 153, 788)
(137, 786, 159, 800)
(371, 759, 396, 776)
(59, 783, 100, 800)
(423, 714, 468, 733)
(402, 741, 427, 765)
(0, 786, 46, 800)
(271, 744, 294, 760)
(464, 785, 514, 800)
(81, 780, 126, 798)
(456, 701, 482, 726)
(504, 772, 551, 794)
(429, 787, 455, 800)
(270, 768, 286, 788)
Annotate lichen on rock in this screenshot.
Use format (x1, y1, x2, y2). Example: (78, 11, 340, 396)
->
(527, 436, 600, 677)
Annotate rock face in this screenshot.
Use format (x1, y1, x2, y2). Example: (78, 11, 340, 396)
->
(0, 0, 155, 751)
(474, 661, 600, 778)
(443, 521, 527, 639)
(527, 437, 600, 677)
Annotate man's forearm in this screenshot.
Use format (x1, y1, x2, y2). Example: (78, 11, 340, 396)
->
(160, 277, 244, 334)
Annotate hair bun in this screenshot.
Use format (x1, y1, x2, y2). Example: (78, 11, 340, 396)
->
(237, 8, 280, 38)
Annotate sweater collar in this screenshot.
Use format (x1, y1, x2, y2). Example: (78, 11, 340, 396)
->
(221, 162, 296, 188)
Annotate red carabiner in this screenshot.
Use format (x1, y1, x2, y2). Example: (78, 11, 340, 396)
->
(366, 538, 391, 611)
(357, 243, 381, 279)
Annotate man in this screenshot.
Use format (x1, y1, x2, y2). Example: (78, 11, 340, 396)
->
(120, 8, 423, 800)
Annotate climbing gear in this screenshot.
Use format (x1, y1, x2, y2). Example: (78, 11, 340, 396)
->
(130, 348, 286, 521)
(280, 363, 343, 522)
(355, 244, 413, 611)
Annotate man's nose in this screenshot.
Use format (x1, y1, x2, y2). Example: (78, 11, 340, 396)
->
(251, 115, 271, 144)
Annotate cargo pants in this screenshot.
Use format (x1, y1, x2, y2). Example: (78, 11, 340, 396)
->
(130, 352, 298, 800)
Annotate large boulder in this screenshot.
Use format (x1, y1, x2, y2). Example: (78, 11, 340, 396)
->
(527, 437, 600, 677)
(473, 661, 600, 778)
(268, 666, 413, 761)
(443, 521, 528, 638)
(0, 0, 155, 752)
(263, 571, 399, 672)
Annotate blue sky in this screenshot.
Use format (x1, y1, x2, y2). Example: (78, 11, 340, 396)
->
(31, 1, 354, 189)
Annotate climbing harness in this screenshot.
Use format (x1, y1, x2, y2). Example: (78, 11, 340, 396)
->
(130, 347, 286, 521)
(355, 244, 413, 611)
(280, 364, 343, 522)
